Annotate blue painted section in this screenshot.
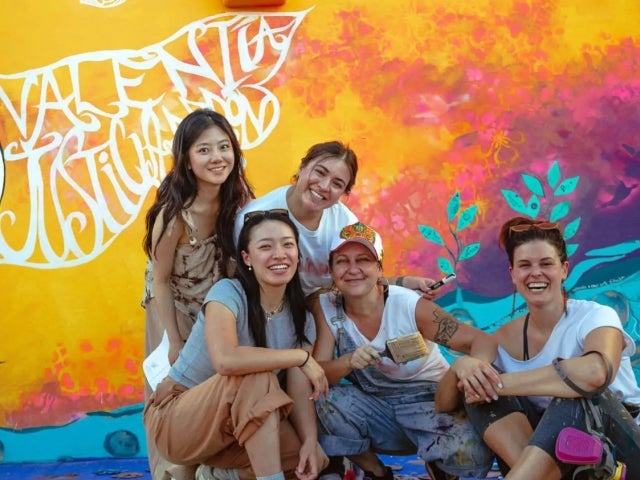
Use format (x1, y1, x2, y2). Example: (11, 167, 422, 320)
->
(0, 404, 146, 463)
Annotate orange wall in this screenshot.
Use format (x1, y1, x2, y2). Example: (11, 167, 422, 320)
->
(1, 0, 639, 461)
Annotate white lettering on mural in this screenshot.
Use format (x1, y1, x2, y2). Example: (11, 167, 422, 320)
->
(80, 0, 127, 8)
(0, 10, 310, 268)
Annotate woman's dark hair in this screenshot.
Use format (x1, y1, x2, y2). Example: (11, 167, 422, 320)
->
(498, 216, 568, 266)
(235, 211, 309, 348)
(143, 109, 254, 275)
(295, 141, 358, 194)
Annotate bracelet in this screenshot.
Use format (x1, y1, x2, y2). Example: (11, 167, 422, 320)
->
(395, 276, 405, 287)
(299, 350, 311, 367)
(551, 351, 613, 399)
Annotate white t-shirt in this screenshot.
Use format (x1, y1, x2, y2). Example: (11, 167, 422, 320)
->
(235, 186, 358, 295)
(495, 298, 640, 409)
(319, 286, 450, 384)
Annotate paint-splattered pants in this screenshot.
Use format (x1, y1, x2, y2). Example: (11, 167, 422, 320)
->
(316, 383, 493, 478)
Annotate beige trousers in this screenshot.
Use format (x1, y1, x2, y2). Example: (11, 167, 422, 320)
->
(144, 372, 328, 479)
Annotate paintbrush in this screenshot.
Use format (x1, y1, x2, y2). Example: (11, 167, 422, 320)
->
(381, 332, 430, 364)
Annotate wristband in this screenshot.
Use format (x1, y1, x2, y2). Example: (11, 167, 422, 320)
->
(552, 351, 613, 399)
(395, 276, 405, 287)
(299, 350, 311, 367)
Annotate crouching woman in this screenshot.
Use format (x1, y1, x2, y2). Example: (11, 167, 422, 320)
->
(144, 209, 329, 480)
(311, 222, 495, 480)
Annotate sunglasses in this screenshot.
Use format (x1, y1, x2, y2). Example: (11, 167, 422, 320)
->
(509, 222, 560, 233)
(243, 208, 289, 223)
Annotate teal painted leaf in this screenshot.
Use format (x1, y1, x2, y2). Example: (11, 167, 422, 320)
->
(526, 195, 540, 217)
(459, 242, 481, 261)
(554, 176, 580, 196)
(418, 225, 445, 246)
(501, 189, 527, 214)
(521, 173, 545, 197)
(547, 161, 561, 188)
(550, 201, 570, 221)
(456, 205, 478, 232)
(437, 257, 454, 275)
(566, 243, 578, 257)
(563, 217, 581, 240)
(447, 192, 461, 222)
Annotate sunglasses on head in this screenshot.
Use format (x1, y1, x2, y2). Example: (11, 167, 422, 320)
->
(243, 208, 289, 223)
(509, 221, 560, 233)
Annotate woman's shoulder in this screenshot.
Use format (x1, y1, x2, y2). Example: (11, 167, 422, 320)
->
(493, 317, 524, 343)
(327, 200, 358, 221)
(210, 277, 244, 297)
(318, 289, 341, 308)
(567, 298, 616, 316)
(242, 186, 289, 210)
(389, 285, 421, 304)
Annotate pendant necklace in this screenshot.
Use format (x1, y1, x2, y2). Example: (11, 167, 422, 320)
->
(262, 298, 285, 322)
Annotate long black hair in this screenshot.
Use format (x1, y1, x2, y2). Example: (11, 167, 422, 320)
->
(143, 109, 254, 276)
(235, 211, 309, 348)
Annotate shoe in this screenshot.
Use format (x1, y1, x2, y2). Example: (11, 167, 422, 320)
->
(319, 455, 346, 480)
(362, 466, 394, 480)
(195, 465, 240, 480)
(425, 462, 458, 480)
(318, 474, 343, 480)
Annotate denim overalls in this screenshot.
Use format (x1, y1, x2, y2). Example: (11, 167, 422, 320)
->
(315, 294, 493, 478)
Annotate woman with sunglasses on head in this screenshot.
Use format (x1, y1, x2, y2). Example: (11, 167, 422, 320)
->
(142, 109, 254, 479)
(144, 210, 330, 480)
(234, 141, 439, 300)
(234, 141, 441, 479)
(437, 216, 640, 480)
(310, 222, 495, 480)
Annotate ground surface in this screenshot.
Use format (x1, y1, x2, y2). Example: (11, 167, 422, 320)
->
(0, 455, 503, 480)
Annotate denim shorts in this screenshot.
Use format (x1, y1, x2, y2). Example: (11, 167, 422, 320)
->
(316, 383, 493, 478)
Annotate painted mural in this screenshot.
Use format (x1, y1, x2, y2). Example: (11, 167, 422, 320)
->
(1, 0, 639, 462)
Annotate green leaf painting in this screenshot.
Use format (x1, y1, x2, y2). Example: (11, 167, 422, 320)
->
(447, 191, 461, 222)
(550, 201, 570, 222)
(456, 205, 477, 232)
(566, 244, 578, 257)
(554, 176, 579, 196)
(547, 161, 561, 188)
(503, 161, 581, 257)
(437, 256, 454, 275)
(418, 224, 445, 246)
(526, 195, 540, 217)
(501, 189, 527, 214)
(419, 191, 481, 280)
(521, 173, 545, 197)
(459, 242, 481, 261)
(563, 217, 581, 240)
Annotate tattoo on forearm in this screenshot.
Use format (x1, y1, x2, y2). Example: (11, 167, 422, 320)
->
(432, 309, 460, 346)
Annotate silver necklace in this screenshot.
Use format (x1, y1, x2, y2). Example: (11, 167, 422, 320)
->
(262, 298, 285, 322)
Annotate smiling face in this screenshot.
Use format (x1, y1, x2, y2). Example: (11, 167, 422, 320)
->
(510, 239, 569, 308)
(292, 156, 352, 214)
(330, 242, 382, 298)
(241, 219, 299, 289)
(188, 125, 235, 188)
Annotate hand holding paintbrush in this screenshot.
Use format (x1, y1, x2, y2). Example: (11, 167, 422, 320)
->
(380, 332, 430, 364)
